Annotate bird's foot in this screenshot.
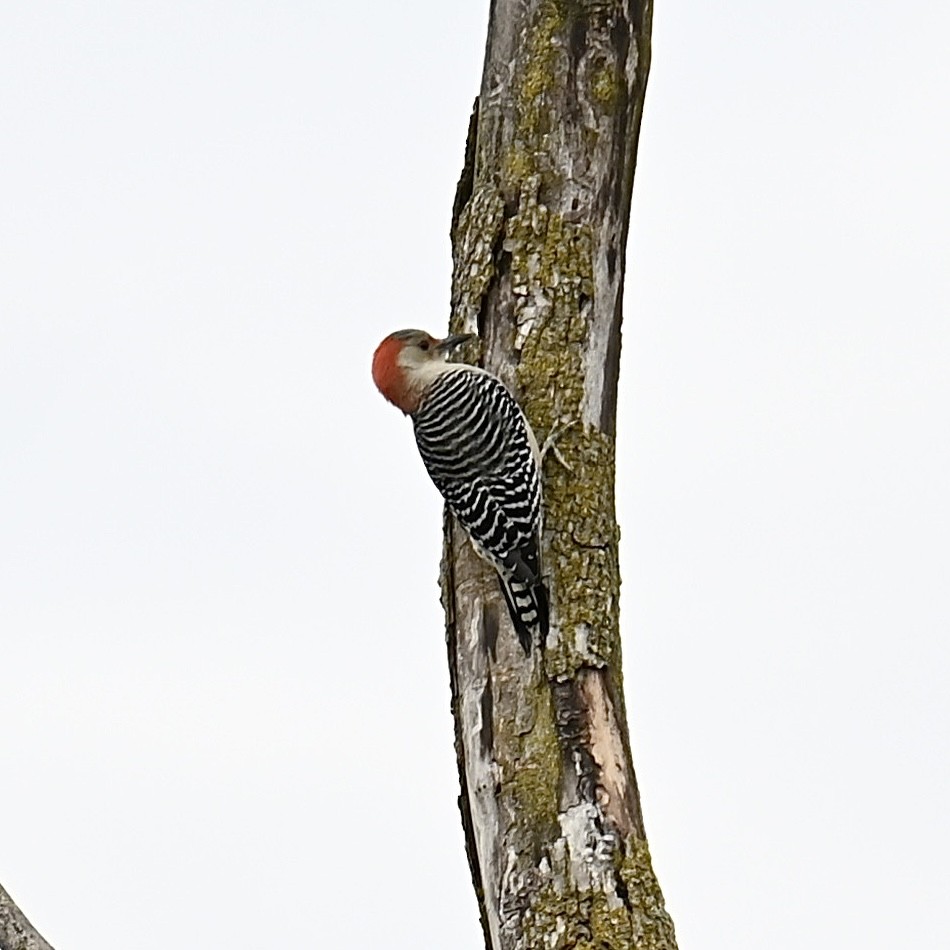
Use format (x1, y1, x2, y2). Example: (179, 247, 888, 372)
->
(540, 419, 580, 472)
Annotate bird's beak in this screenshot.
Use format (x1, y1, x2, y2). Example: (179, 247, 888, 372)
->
(434, 333, 475, 353)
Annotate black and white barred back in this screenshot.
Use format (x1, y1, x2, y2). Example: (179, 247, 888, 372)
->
(413, 368, 548, 652)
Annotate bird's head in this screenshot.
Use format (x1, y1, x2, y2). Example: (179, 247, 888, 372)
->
(372, 329, 474, 414)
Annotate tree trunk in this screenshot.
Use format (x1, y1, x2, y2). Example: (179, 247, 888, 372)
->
(444, 2, 676, 948)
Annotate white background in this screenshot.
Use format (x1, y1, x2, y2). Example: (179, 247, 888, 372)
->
(2, 2, 948, 947)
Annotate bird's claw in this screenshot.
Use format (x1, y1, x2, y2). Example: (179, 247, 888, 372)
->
(540, 419, 580, 472)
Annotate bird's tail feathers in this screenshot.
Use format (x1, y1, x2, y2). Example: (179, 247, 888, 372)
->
(498, 574, 549, 654)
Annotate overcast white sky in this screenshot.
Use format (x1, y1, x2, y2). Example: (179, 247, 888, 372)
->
(2, 2, 948, 948)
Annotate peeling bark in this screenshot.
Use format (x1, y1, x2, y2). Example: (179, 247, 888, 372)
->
(443, 2, 676, 948)
(0, 885, 54, 950)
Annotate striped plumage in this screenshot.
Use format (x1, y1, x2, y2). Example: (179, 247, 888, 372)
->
(414, 369, 547, 651)
(372, 329, 548, 653)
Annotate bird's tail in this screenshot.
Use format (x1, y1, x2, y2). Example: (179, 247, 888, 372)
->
(498, 574, 549, 653)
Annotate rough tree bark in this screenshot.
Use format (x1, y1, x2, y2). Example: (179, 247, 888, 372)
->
(443, 2, 676, 948)
(0, 884, 53, 950)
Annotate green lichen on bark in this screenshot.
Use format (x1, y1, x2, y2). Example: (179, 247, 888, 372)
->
(590, 59, 620, 111)
(501, 683, 562, 836)
(499, 179, 619, 676)
(543, 429, 621, 677)
(517, 836, 675, 950)
(500, 2, 564, 188)
(503, 0, 634, 190)
(617, 836, 677, 947)
(451, 183, 506, 327)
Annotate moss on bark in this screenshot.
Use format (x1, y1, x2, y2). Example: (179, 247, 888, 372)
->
(517, 835, 675, 950)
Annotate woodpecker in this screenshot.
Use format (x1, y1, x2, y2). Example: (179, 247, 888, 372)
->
(372, 328, 548, 653)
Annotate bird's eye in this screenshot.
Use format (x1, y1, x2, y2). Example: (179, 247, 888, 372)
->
(419, 340, 430, 351)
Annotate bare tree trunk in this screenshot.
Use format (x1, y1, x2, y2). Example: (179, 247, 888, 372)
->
(0, 884, 54, 950)
(444, 2, 676, 948)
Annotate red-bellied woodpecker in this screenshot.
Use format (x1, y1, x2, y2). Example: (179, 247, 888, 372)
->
(372, 328, 548, 653)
